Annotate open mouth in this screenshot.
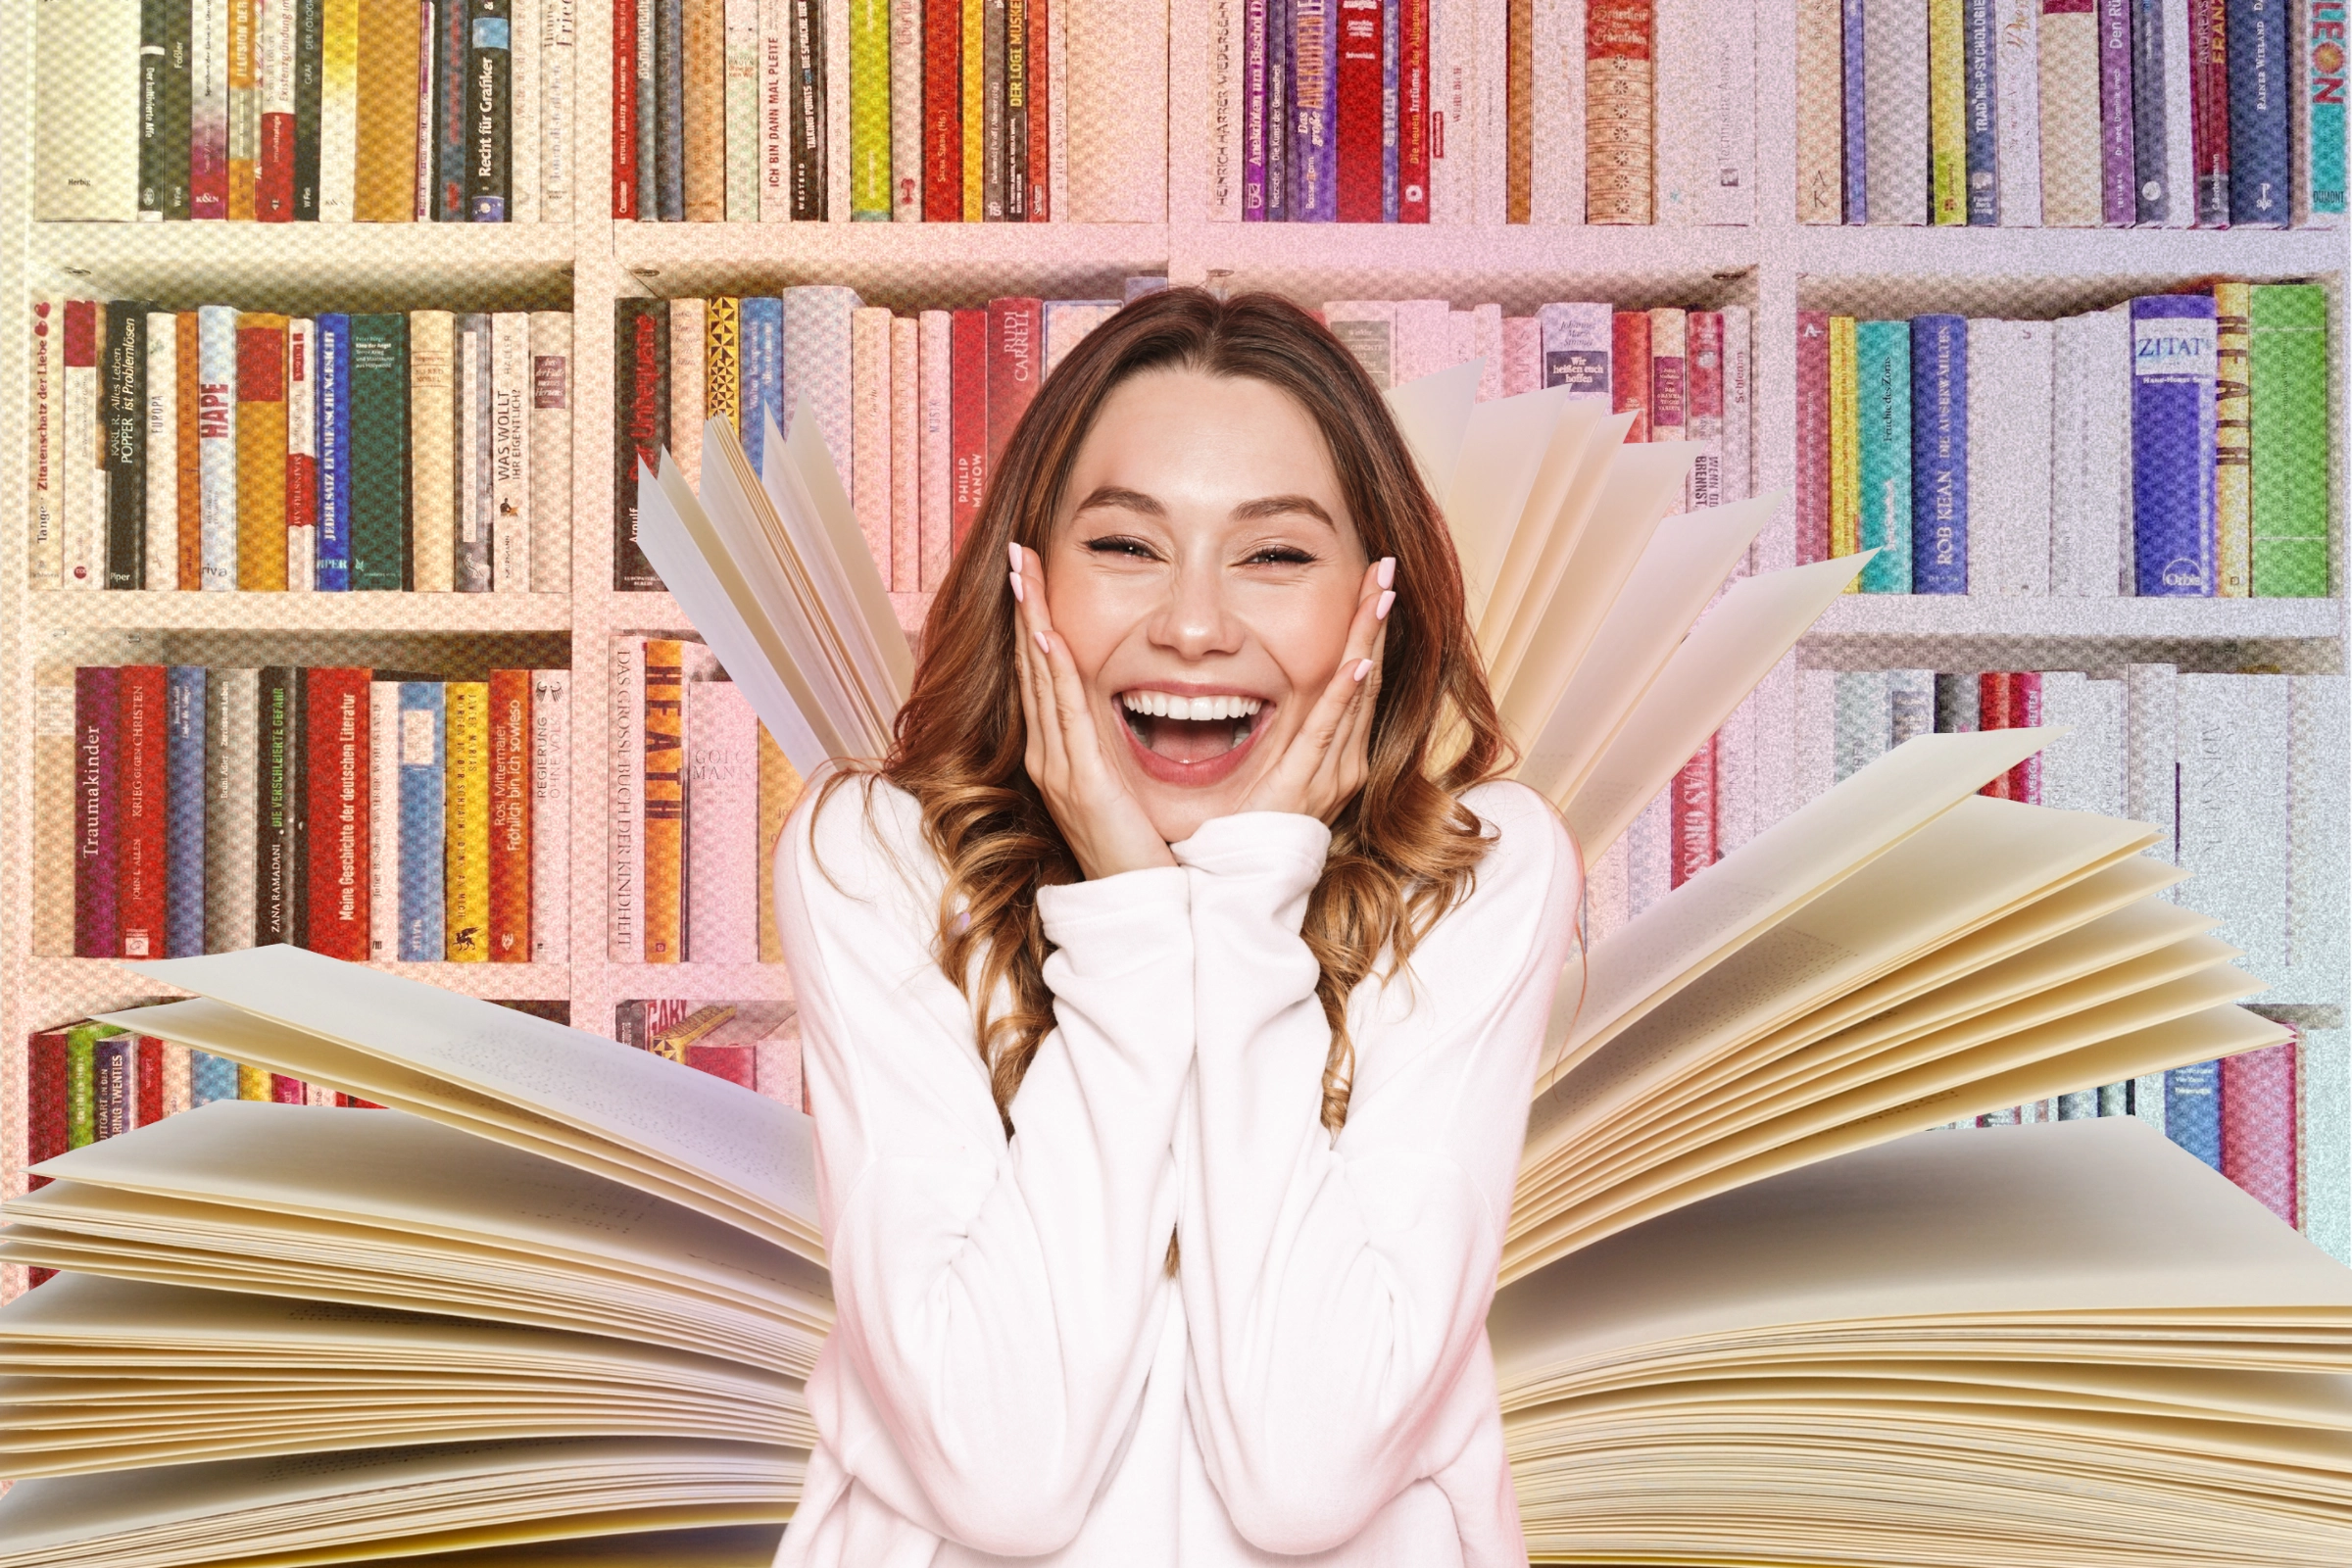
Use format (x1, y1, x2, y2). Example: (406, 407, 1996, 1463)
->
(1117, 690, 1267, 787)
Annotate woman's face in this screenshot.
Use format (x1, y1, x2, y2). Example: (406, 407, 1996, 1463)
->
(1044, 367, 1371, 845)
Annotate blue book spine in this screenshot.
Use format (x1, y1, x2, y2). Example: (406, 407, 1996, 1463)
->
(2131, 0, 2173, 221)
(1854, 319, 1913, 592)
(658, 0, 686, 220)
(1909, 315, 1969, 593)
(165, 665, 208, 957)
(2165, 1058, 2224, 1168)
(2228, 0, 2291, 223)
(189, 1049, 238, 1105)
(1841, 0, 1869, 221)
(315, 314, 352, 591)
(1290, 0, 1338, 220)
(397, 682, 447, 961)
(1963, 0, 1999, 221)
(739, 297, 784, 478)
(1380, 0, 1398, 222)
(466, 8, 512, 222)
(2130, 294, 2218, 596)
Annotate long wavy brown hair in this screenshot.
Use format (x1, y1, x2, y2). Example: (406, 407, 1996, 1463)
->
(825, 287, 1514, 1152)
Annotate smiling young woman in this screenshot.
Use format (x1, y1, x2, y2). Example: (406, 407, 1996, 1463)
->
(771, 289, 1584, 1565)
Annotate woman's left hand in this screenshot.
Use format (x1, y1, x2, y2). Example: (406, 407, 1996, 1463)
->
(1237, 557, 1395, 824)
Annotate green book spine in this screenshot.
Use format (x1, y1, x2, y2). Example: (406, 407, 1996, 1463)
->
(1855, 319, 1914, 593)
(257, 665, 306, 947)
(65, 1022, 124, 1149)
(850, 0, 891, 219)
(2250, 284, 2330, 598)
(349, 314, 412, 591)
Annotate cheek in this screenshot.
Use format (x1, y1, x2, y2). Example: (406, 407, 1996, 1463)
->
(1251, 579, 1363, 698)
(1042, 574, 1130, 689)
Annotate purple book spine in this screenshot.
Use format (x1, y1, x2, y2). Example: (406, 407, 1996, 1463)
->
(74, 666, 121, 958)
(1245, 0, 1269, 218)
(2130, 294, 2218, 596)
(1842, 0, 1869, 221)
(2099, 0, 2138, 222)
(1291, 0, 1338, 220)
(93, 1037, 136, 1140)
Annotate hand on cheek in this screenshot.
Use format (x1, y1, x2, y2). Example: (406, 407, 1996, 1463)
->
(1236, 556, 1394, 824)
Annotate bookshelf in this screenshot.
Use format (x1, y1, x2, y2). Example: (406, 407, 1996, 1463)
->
(3, 0, 2346, 1288)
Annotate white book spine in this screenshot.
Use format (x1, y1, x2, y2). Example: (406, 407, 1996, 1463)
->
(61, 315, 99, 591)
(510, 0, 541, 223)
(1063, 0, 1162, 220)
(541, 0, 576, 222)
(2278, 675, 2348, 1003)
(1321, 301, 1401, 389)
(1395, 298, 1454, 385)
(1585, 835, 1630, 946)
(851, 304, 895, 586)
(205, 666, 261, 951)
(1714, 690, 1758, 855)
(1501, 316, 1541, 394)
(29, 301, 60, 590)
(825, 0, 851, 220)
(760, 0, 789, 219)
(918, 309, 952, 590)
(1468, 302, 1503, 401)
(1625, 786, 1673, 918)
(145, 312, 177, 591)
(2035, 671, 2115, 813)
(1886, 666, 1936, 744)
(196, 307, 237, 590)
(1794, 0, 1842, 220)
(1448, 310, 1478, 374)
(529, 312, 572, 593)
(1047, 0, 1068, 220)
(2158, 0, 2192, 225)
(1752, 652, 1800, 832)
(609, 636, 645, 962)
(1834, 668, 1893, 779)
(669, 298, 706, 494)
(1537, 301, 1614, 400)
(33, 0, 141, 220)
(491, 312, 532, 592)
(1863, 0, 1931, 223)
(890, 0, 921, 220)
(2081, 305, 2132, 592)
(780, 284, 859, 484)
(369, 680, 401, 960)
(286, 318, 317, 592)
(1652, 0, 1715, 222)
(260, 0, 294, 129)
(2303, 1024, 2349, 1262)
(685, 680, 760, 964)
(1722, 305, 1754, 508)
(530, 667, 571, 963)
(1992, 0, 2042, 222)
(1707, 0, 1756, 222)
(1475, 0, 1508, 224)
(890, 315, 919, 594)
(2124, 661, 2178, 878)
(728, 0, 761, 219)
(161, 1043, 192, 1117)
(409, 310, 455, 590)
(1532, 0, 1585, 221)
(2177, 672, 2291, 978)
(1207, 0, 1243, 219)
(318, 0, 359, 220)
(1430, 0, 1477, 223)
(1966, 316, 2054, 594)
(458, 317, 492, 592)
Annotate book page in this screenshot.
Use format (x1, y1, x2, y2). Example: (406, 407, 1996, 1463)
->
(768, 406, 912, 709)
(333, 1526, 787, 1567)
(1383, 359, 1482, 499)
(1445, 384, 1576, 614)
(1475, 398, 1615, 663)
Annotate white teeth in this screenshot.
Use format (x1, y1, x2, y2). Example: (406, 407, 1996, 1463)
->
(1120, 691, 1263, 720)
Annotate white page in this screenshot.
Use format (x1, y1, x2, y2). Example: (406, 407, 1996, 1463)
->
(1476, 399, 1617, 662)
(1382, 359, 1483, 500)
(1444, 384, 1576, 614)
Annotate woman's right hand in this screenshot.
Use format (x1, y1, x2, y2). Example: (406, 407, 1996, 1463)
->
(1009, 542, 1178, 882)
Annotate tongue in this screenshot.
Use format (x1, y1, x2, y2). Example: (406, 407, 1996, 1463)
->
(1138, 714, 1242, 764)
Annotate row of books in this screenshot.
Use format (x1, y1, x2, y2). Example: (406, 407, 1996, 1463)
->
(607, 639, 805, 966)
(1203, 0, 1758, 224)
(613, 999, 809, 1111)
(29, 303, 574, 594)
(609, 0, 1164, 223)
(34, 1, 579, 223)
(1794, 285, 2330, 599)
(28, 664, 574, 967)
(1794, 0, 2345, 227)
(616, 285, 1757, 597)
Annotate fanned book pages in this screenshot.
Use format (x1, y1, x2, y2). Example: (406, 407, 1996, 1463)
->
(2, 367, 2344, 1568)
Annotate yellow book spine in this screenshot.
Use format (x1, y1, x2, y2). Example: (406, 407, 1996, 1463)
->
(1829, 316, 1861, 584)
(352, 0, 420, 220)
(756, 721, 804, 963)
(234, 314, 288, 591)
(2213, 282, 2253, 598)
(237, 1063, 271, 1100)
(708, 297, 742, 431)
(444, 681, 492, 962)
(642, 639, 685, 962)
(228, 0, 258, 219)
(1928, 0, 1967, 224)
(962, 0, 985, 220)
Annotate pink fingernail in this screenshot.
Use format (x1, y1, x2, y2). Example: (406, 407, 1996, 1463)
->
(1375, 590, 1395, 620)
(1352, 659, 1374, 683)
(1009, 570, 1025, 603)
(1377, 557, 1396, 589)
(1036, 630, 1052, 655)
(1008, 541, 1023, 570)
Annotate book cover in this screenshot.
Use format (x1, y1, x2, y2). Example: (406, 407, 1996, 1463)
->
(466, 0, 514, 220)
(118, 665, 170, 961)
(950, 307, 988, 554)
(491, 312, 532, 591)
(1828, 315, 1859, 564)
(2130, 293, 2218, 596)
(2222, 1035, 2298, 1223)
(369, 680, 401, 959)
(303, 666, 371, 960)
(1931, 0, 1969, 220)
(444, 680, 492, 961)
(316, 314, 352, 590)
(204, 667, 262, 952)
(529, 668, 570, 964)
(455, 313, 494, 592)
(1864, 0, 1929, 222)
(2212, 282, 2252, 596)
(1584, 0, 1651, 220)
(397, 681, 447, 960)
(1967, 316, 2056, 595)
(1909, 314, 1968, 592)
(74, 666, 122, 959)
(235, 314, 289, 592)
(641, 640, 685, 962)
(608, 636, 645, 962)
(2228, 0, 2291, 221)
(1962, 0, 1999, 220)
(529, 313, 573, 591)
(166, 666, 208, 957)
(488, 668, 533, 961)
(1795, 313, 1831, 564)
(1612, 309, 1651, 441)
(348, 313, 412, 590)
(613, 297, 669, 591)
(145, 309, 179, 585)
(351, 0, 419, 220)
(739, 295, 782, 476)
(256, 664, 306, 947)
(2247, 282, 2327, 596)
(2297, 0, 2347, 220)
(851, 306, 895, 583)
(286, 318, 318, 591)
(1994, 0, 2043, 221)
(1855, 319, 1913, 589)
(104, 302, 149, 591)
(686, 679, 760, 963)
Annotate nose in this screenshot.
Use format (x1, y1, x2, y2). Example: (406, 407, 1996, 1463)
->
(1146, 558, 1247, 662)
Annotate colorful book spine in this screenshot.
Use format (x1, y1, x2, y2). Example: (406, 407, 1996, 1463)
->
(985, 295, 1041, 469)
(455, 313, 493, 591)
(104, 302, 149, 591)
(1669, 736, 1717, 887)
(852, 306, 895, 581)
(2190, 0, 2231, 221)
(2129, 0, 2170, 220)
(613, 0, 639, 215)
(1612, 309, 1652, 440)
(686, 678, 760, 962)
(194, 308, 238, 590)
(1797, 0, 1844, 220)
(466, 0, 514, 220)
(1004, 0, 1029, 220)
(1585, 0, 1652, 221)
(119, 665, 170, 959)
(492, 312, 532, 591)
(643, 0, 664, 220)
(2040, 0, 2102, 223)
(1335, 0, 1382, 220)
(669, 299, 706, 489)
(1828, 315, 1860, 565)
(2212, 282, 2253, 596)
(2222, 1035, 2298, 1223)
(188, 1050, 238, 1104)
(166, 665, 208, 956)
(1842, 0, 1869, 219)
(1025, 0, 1051, 220)
(1931, 0, 1969, 220)
(923, 0, 961, 216)
(1688, 312, 1725, 511)
(2166, 1057, 2224, 1167)
(950, 306, 988, 554)
(2298, 0, 2347, 221)
(257, 664, 305, 945)
(349, 314, 412, 590)
(740, 295, 783, 476)
(204, 667, 261, 952)
(315, 314, 352, 590)
(2097, 0, 2137, 221)
(1398, 0, 1429, 220)
(2130, 293, 2218, 595)
(235, 314, 289, 591)
(980, 0, 1006, 219)
(1648, 309, 1689, 467)
(790, 0, 825, 218)
(848, 0, 890, 218)
(258, 0, 298, 218)
(530, 313, 573, 590)
(890, 315, 919, 591)
(1539, 302, 1612, 401)
(437, 0, 471, 219)
(1909, 315, 1968, 592)
(2009, 668, 2045, 800)
(487, 667, 533, 960)
(229, 0, 259, 216)
(303, 666, 371, 959)
(613, 297, 668, 590)
(74, 666, 122, 957)
(2229, 0, 2290, 221)
(1795, 313, 1832, 563)
(1854, 319, 1913, 591)
(145, 311, 177, 588)
(92, 1033, 136, 1141)
(193, 0, 230, 218)
(369, 679, 401, 959)
(1962, 0, 1999, 220)
(1291, 0, 1339, 220)
(1268, 0, 1290, 220)
(757, 723, 802, 961)
(62, 300, 100, 591)
(530, 667, 570, 963)
(2248, 283, 2328, 595)
(318, 0, 358, 220)
(420, 1, 445, 219)
(918, 310, 953, 589)
(176, 313, 202, 589)
(397, 680, 447, 959)
(285, 318, 317, 591)
(351, 0, 418, 220)
(27, 1031, 69, 1195)
(444, 679, 492, 959)
(609, 636, 645, 961)
(28, 301, 58, 590)
(641, 639, 685, 961)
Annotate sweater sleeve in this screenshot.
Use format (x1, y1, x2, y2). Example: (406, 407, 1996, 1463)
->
(774, 780, 1198, 1557)
(1169, 781, 1580, 1556)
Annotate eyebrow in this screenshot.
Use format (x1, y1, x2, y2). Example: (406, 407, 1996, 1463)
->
(1069, 486, 1338, 530)
(1071, 485, 1166, 517)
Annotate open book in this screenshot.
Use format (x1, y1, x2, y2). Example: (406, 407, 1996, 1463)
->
(3, 369, 2342, 1567)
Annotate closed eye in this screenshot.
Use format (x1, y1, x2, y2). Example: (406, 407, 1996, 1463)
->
(1082, 534, 1160, 561)
(1244, 545, 1318, 566)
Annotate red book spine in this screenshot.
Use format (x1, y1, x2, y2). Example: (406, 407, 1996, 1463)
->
(925, 0, 963, 218)
(135, 1036, 164, 1127)
(259, 111, 297, 220)
(2188, 0, 2229, 222)
(613, 0, 639, 218)
(1336, 0, 1385, 220)
(1398, 0, 1431, 220)
(1978, 671, 2014, 799)
(1669, 737, 1717, 888)
(118, 665, 170, 959)
(2007, 671, 2043, 802)
(986, 297, 1041, 472)
(2222, 1032, 2298, 1227)
(287, 330, 317, 537)
(27, 1031, 70, 1192)
(302, 666, 372, 961)
(338, 1093, 387, 1107)
(951, 308, 989, 553)
(1027, 0, 1052, 219)
(488, 667, 534, 962)
(1795, 313, 1831, 563)
(1612, 312, 1652, 442)
(270, 1073, 307, 1103)
(75, 665, 121, 958)
(688, 1041, 759, 1088)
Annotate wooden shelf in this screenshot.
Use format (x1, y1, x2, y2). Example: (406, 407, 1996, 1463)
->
(17, 957, 577, 1026)
(18, 590, 575, 633)
(1790, 223, 2349, 280)
(1803, 595, 2347, 642)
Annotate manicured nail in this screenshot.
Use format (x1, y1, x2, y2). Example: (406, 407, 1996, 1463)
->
(1377, 556, 1396, 589)
(1008, 541, 1023, 571)
(1352, 659, 1374, 683)
(1008, 570, 1025, 603)
(1375, 590, 1395, 620)
(1036, 630, 1052, 655)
